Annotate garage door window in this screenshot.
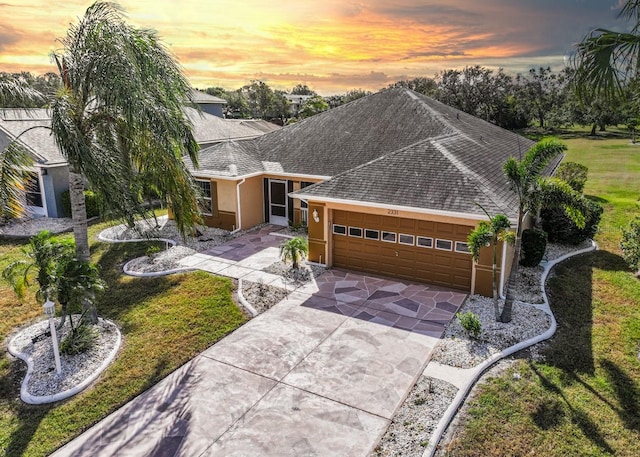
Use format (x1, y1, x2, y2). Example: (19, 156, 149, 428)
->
(399, 234, 414, 246)
(333, 224, 347, 235)
(349, 227, 363, 238)
(455, 241, 471, 254)
(436, 239, 453, 251)
(381, 231, 396, 243)
(365, 229, 379, 240)
(417, 236, 433, 248)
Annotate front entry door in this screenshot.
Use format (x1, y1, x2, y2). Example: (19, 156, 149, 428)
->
(269, 179, 288, 226)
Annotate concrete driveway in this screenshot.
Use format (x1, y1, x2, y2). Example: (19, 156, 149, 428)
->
(53, 258, 466, 456)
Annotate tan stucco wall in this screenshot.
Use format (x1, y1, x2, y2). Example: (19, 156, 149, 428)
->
(216, 179, 237, 213)
(308, 202, 327, 264)
(239, 175, 264, 229)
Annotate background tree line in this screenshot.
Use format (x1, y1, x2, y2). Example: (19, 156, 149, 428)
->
(2, 65, 637, 134)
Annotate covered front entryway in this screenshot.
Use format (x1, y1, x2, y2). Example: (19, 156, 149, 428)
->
(331, 210, 473, 290)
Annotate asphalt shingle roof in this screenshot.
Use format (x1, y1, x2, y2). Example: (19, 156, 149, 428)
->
(196, 88, 543, 218)
(190, 89, 227, 104)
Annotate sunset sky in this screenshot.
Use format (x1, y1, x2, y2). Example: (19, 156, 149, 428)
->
(0, 1, 629, 95)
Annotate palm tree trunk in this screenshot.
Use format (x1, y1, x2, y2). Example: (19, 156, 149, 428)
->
(68, 167, 90, 262)
(500, 209, 523, 323)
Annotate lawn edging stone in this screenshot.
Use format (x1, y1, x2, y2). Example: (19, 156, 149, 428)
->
(8, 317, 122, 405)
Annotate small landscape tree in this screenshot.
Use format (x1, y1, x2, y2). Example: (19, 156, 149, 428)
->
(280, 236, 308, 270)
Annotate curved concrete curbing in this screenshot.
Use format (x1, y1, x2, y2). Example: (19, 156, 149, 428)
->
(122, 259, 195, 278)
(423, 240, 597, 457)
(237, 278, 259, 317)
(8, 318, 122, 405)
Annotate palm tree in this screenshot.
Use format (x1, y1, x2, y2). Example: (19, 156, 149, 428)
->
(467, 210, 514, 319)
(573, 0, 640, 96)
(501, 138, 588, 323)
(280, 236, 309, 270)
(50, 1, 201, 261)
(2, 230, 75, 303)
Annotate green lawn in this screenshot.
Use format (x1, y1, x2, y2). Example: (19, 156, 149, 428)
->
(0, 220, 247, 456)
(441, 134, 640, 456)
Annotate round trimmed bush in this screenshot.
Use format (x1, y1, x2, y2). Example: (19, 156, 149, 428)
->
(541, 198, 603, 245)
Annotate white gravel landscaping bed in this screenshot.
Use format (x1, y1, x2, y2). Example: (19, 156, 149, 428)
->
(373, 377, 458, 457)
(0, 217, 73, 237)
(8, 316, 120, 401)
(242, 281, 290, 314)
(431, 296, 550, 368)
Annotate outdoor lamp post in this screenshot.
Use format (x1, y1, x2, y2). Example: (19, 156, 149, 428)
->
(43, 299, 62, 375)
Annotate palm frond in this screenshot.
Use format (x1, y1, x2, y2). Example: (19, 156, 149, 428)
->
(0, 142, 33, 219)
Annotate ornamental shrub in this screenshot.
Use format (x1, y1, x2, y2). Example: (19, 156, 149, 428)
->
(61, 189, 103, 218)
(556, 162, 588, 193)
(456, 311, 481, 339)
(621, 216, 640, 273)
(541, 198, 603, 245)
(520, 228, 547, 267)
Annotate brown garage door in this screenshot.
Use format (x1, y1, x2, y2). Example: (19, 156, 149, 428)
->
(331, 210, 472, 290)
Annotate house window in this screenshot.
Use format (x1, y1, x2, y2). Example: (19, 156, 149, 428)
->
(349, 227, 363, 238)
(364, 229, 379, 240)
(195, 179, 213, 216)
(399, 234, 414, 246)
(333, 224, 347, 235)
(381, 231, 396, 243)
(436, 239, 453, 251)
(417, 236, 433, 248)
(455, 241, 471, 254)
(23, 171, 43, 208)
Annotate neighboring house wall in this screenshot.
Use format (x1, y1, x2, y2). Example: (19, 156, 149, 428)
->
(40, 165, 69, 218)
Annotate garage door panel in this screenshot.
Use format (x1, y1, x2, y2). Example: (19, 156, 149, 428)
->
(332, 211, 472, 291)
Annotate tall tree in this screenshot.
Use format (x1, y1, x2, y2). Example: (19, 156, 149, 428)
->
(298, 95, 329, 119)
(291, 84, 317, 96)
(573, 0, 640, 97)
(50, 2, 201, 261)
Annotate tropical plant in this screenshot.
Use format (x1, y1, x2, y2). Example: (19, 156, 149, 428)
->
(501, 138, 588, 323)
(467, 210, 514, 318)
(54, 256, 105, 325)
(2, 230, 75, 302)
(621, 216, 640, 273)
(572, 0, 640, 97)
(49, 1, 201, 261)
(280, 236, 309, 270)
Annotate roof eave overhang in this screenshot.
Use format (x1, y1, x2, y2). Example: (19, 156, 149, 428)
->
(291, 193, 519, 223)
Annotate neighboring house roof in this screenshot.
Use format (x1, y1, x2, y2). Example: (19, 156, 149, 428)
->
(194, 88, 547, 219)
(227, 119, 282, 134)
(0, 107, 276, 167)
(190, 89, 227, 105)
(0, 109, 65, 165)
(184, 108, 270, 145)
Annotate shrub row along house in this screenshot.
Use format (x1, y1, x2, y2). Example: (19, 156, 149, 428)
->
(0, 91, 279, 218)
(185, 88, 555, 295)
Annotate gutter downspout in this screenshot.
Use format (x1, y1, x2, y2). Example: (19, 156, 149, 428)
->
(499, 239, 508, 299)
(231, 178, 245, 234)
